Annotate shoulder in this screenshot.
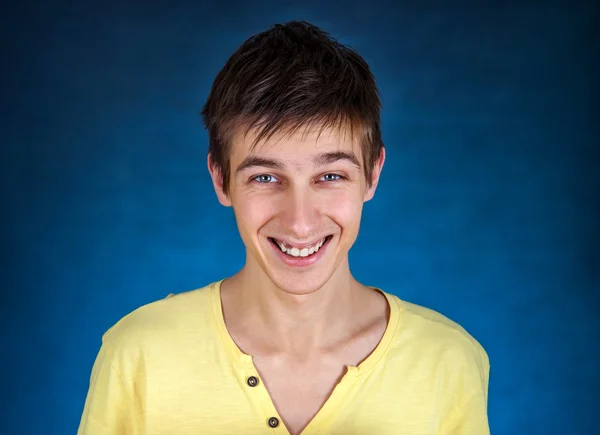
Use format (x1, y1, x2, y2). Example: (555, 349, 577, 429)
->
(385, 293, 490, 383)
(399, 296, 487, 356)
(100, 281, 219, 355)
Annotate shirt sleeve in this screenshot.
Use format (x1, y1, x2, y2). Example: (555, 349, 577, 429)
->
(438, 342, 491, 435)
(438, 389, 490, 435)
(77, 345, 144, 435)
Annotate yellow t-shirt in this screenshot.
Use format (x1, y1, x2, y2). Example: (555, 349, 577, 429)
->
(78, 281, 490, 434)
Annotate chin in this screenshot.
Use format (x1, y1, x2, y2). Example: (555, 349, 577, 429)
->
(266, 272, 333, 296)
(261, 254, 348, 298)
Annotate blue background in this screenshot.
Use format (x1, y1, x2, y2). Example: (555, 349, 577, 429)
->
(2, 1, 598, 434)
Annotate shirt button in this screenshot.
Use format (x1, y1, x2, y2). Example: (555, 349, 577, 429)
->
(268, 417, 280, 428)
(247, 376, 259, 387)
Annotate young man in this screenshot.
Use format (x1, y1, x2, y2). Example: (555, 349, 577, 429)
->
(78, 21, 490, 435)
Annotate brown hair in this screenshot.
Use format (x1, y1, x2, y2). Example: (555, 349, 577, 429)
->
(201, 21, 384, 195)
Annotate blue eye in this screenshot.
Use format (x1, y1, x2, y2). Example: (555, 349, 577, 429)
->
(253, 174, 278, 183)
(321, 173, 343, 182)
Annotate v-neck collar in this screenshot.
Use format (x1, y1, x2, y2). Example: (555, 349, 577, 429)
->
(209, 279, 401, 434)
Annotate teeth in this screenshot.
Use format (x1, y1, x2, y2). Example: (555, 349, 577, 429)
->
(276, 237, 327, 257)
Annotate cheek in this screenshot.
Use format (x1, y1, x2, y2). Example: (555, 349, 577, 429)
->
(233, 195, 275, 232)
(326, 190, 364, 227)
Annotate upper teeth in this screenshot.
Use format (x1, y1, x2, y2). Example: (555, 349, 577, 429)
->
(276, 238, 326, 257)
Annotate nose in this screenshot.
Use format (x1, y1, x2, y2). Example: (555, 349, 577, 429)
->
(280, 186, 320, 241)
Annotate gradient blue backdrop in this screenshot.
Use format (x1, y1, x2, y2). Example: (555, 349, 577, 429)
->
(2, 1, 598, 434)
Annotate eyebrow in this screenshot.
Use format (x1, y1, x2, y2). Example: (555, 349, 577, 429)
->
(234, 151, 361, 175)
(313, 151, 361, 168)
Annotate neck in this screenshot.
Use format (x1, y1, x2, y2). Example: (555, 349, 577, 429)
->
(221, 260, 366, 357)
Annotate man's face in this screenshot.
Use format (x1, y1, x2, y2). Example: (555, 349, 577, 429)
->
(209, 124, 385, 295)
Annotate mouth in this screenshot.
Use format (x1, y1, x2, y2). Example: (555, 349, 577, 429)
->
(268, 235, 333, 265)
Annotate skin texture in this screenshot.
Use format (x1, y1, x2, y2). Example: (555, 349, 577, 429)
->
(208, 124, 387, 434)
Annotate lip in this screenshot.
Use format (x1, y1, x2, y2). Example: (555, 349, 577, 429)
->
(268, 235, 333, 268)
(272, 237, 328, 250)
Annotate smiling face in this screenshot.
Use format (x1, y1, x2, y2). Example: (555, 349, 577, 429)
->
(208, 124, 385, 295)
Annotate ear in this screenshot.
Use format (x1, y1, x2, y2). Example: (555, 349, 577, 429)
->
(364, 147, 386, 202)
(207, 153, 232, 207)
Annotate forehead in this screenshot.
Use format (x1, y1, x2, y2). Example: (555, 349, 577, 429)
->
(229, 123, 363, 163)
